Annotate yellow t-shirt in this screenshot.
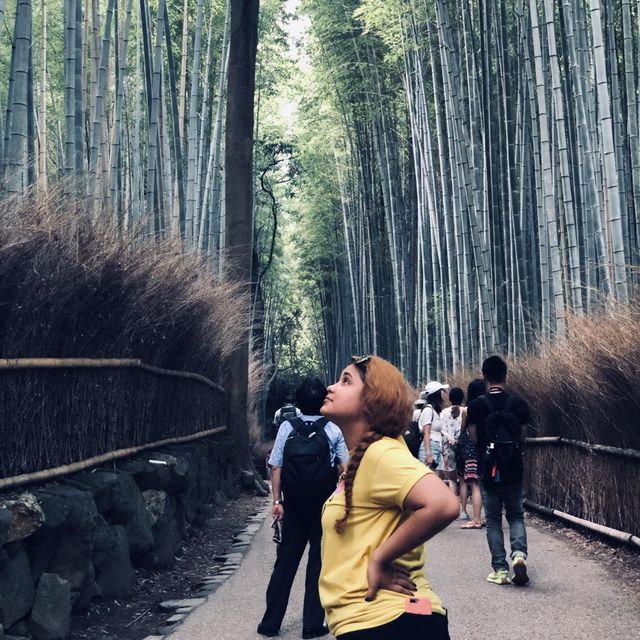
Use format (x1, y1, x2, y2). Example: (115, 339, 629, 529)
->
(319, 436, 446, 637)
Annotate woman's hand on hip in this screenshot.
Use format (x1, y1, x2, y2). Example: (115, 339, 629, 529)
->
(364, 556, 416, 602)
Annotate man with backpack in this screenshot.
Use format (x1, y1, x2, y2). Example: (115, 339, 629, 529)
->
(258, 378, 348, 639)
(271, 395, 300, 437)
(467, 356, 531, 586)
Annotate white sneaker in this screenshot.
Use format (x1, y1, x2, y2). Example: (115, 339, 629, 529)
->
(459, 510, 470, 520)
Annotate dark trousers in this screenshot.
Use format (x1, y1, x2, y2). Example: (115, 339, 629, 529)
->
(337, 612, 450, 640)
(260, 506, 325, 632)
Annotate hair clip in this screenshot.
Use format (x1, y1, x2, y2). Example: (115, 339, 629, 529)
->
(353, 355, 372, 366)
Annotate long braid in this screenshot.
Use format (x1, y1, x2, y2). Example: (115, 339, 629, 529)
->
(335, 430, 383, 533)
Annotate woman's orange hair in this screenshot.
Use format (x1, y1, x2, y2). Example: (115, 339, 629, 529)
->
(335, 355, 413, 533)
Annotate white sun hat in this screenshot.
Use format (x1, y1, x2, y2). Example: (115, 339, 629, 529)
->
(424, 381, 449, 396)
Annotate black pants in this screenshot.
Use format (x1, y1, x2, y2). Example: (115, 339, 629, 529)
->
(337, 612, 450, 640)
(260, 506, 325, 632)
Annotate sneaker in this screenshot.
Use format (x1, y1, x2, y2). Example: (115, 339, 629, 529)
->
(512, 554, 529, 585)
(487, 568, 511, 585)
(459, 510, 470, 520)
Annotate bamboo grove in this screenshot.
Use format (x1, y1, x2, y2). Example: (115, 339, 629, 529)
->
(298, 0, 640, 383)
(0, 0, 233, 263)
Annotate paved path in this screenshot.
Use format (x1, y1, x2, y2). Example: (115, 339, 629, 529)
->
(167, 500, 640, 640)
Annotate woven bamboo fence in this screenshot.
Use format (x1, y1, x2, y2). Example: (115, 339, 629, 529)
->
(0, 358, 228, 482)
(523, 437, 640, 542)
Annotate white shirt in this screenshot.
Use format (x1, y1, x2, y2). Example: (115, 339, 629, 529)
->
(418, 405, 445, 442)
(440, 406, 462, 445)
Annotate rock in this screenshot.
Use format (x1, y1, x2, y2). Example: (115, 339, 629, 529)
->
(138, 493, 181, 568)
(120, 455, 190, 494)
(70, 470, 139, 525)
(149, 519, 181, 568)
(142, 490, 167, 525)
(239, 469, 255, 489)
(254, 478, 270, 497)
(218, 479, 239, 500)
(35, 485, 97, 534)
(93, 525, 134, 598)
(46, 531, 94, 612)
(5, 621, 28, 636)
(213, 490, 227, 508)
(0, 544, 35, 629)
(28, 573, 71, 640)
(0, 494, 45, 543)
(158, 598, 206, 610)
(0, 509, 12, 547)
(124, 492, 154, 563)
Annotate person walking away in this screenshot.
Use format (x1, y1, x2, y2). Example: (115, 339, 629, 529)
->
(272, 395, 300, 437)
(439, 387, 463, 496)
(458, 379, 485, 528)
(258, 378, 349, 638)
(419, 381, 448, 475)
(467, 356, 531, 585)
(319, 355, 458, 639)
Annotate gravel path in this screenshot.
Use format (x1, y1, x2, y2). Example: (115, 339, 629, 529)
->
(167, 503, 640, 640)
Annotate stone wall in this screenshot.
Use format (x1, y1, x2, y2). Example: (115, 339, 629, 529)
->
(0, 437, 245, 640)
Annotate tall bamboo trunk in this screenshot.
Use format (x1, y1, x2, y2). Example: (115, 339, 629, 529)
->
(5, 0, 33, 193)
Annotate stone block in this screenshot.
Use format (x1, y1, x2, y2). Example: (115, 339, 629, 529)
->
(28, 573, 71, 640)
(70, 470, 139, 525)
(93, 525, 134, 598)
(0, 544, 35, 629)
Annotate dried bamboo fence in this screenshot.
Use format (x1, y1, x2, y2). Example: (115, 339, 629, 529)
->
(524, 437, 640, 546)
(0, 358, 228, 483)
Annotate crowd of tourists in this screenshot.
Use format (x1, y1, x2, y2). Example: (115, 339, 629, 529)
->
(258, 354, 531, 640)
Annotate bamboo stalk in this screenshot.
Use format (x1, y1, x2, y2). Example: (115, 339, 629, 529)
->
(0, 358, 224, 392)
(0, 426, 227, 491)
(525, 436, 640, 460)
(524, 498, 640, 549)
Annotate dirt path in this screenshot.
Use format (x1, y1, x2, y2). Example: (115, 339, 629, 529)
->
(166, 507, 640, 640)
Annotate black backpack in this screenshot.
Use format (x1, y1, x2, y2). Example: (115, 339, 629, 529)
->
(277, 404, 298, 427)
(480, 395, 523, 486)
(403, 408, 424, 458)
(281, 417, 338, 508)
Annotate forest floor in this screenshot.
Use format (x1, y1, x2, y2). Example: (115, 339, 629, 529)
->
(68, 491, 266, 640)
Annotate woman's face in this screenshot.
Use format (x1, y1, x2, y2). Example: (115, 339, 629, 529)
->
(321, 364, 364, 423)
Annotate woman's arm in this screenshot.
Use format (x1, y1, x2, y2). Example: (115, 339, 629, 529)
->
(418, 408, 433, 463)
(423, 426, 432, 463)
(364, 473, 458, 600)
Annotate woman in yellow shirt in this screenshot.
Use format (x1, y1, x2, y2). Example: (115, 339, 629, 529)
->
(319, 355, 459, 639)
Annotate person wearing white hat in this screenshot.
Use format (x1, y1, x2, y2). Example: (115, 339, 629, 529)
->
(418, 381, 449, 474)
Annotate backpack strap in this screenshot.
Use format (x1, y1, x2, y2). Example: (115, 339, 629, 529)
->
(480, 394, 493, 413)
(503, 394, 515, 414)
(289, 416, 328, 433)
(288, 417, 303, 431)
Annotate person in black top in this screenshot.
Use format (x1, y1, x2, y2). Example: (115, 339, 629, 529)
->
(467, 356, 531, 586)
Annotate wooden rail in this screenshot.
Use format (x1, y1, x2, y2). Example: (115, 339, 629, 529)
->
(525, 436, 640, 461)
(0, 426, 228, 491)
(524, 499, 640, 549)
(0, 358, 225, 393)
